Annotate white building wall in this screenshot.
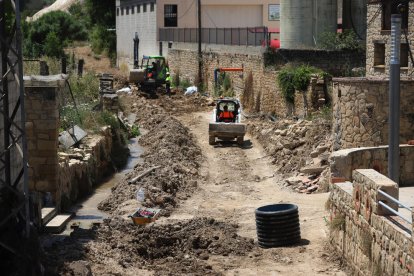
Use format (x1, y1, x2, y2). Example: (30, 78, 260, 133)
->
(116, 0, 158, 69)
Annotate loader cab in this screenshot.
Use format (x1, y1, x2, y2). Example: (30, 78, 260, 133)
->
(140, 56, 167, 82)
(215, 99, 240, 123)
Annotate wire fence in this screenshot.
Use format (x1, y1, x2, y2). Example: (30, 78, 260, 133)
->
(159, 27, 269, 47)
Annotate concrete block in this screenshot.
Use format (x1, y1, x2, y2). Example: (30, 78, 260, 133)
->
(44, 214, 73, 234)
(41, 207, 57, 226)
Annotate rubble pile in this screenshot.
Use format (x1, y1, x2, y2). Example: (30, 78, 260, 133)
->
(248, 117, 332, 193)
(154, 90, 214, 115)
(99, 96, 202, 216)
(87, 217, 255, 275)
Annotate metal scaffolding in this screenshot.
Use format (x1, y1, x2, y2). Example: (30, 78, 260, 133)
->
(0, 0, 34, 274)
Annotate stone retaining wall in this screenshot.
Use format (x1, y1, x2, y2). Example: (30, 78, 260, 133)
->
(168, 49, 330, 117)
(329, 169, 413, 275)
(58, 127, 113, 210)
(331, 145, 414, 187)
(332, 78, 414, 150)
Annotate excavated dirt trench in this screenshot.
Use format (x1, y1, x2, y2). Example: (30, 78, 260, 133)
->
(42, 93, 347, 275)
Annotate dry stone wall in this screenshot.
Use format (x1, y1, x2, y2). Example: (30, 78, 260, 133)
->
(329, 169, 414, 275)
(332, 78, 414, 150)
(168, 49, 283, 115)
(168, 49, 332, 117)
(58, 128, 113, 210)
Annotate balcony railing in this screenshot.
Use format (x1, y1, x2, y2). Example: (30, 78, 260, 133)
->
(159, 27, 269, 47)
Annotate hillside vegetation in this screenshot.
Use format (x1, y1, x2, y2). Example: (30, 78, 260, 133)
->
(23, 0, 115, 60)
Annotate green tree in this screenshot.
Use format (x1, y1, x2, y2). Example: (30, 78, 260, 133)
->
(43, 31, 63, 57)
(23, 11, 87, 57)
(85, 0, 115, 27)
(85, 0, 116, 59)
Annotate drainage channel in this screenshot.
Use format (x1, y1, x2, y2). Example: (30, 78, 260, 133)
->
(63, 137, 144, 233)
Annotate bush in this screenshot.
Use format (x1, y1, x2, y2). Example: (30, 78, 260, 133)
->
(23, 11, 88, 58)
(68, 72, 100, 102)
(277, 67, 296, 104)
(277, 65, 329, 110)
(180, 78, 191, 90)
(241, 71, 254, 110)
(317, 30, 364, 51)
(172, 70, 180, 87)
(129, 125, 140, 138)
(214, 72, 234, 97)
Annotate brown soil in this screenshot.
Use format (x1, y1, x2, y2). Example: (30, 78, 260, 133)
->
(42, 92, 347, 276)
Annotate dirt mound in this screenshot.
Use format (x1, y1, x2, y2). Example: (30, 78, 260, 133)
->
(88, 217, 255, 275)
(44, 218, 256, 275)
(154, 90, 214, 115)
(98, 95, 202, 216)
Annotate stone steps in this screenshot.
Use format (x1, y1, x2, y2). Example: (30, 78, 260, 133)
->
(44, 214, 73, 234)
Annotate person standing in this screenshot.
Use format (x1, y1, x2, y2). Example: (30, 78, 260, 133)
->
(165, 71, 171, 97)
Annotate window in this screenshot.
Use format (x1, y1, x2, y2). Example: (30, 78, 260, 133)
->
(374, 43, 385, 67)
(137, 5, 140, 13)
(131, 6, 135, 14)
(382, 2, 409, 30)
(117, 8, 119, 16)
(401, 44, 409, 68)
(121, 7, 124, 16)
(126, 6, 129, 15)
(151, 3, 155, 12)
(143, 4, 147, 12)
(164, 4, 178, 27)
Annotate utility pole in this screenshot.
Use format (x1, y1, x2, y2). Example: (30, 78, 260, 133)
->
(388, 14, 401, 184)
(198, 0, 202, 88)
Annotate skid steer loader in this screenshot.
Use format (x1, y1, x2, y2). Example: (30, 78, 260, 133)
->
(208, 98, 246, 146)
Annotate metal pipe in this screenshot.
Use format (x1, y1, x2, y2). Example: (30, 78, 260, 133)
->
(378, 201, 412, 224)
(378, 189, 411, 211)
(388, 14, 401, 184)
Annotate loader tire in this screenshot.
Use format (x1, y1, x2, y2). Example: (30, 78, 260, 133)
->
(209, 136, 215, 145)
(237, 136, 244, 146)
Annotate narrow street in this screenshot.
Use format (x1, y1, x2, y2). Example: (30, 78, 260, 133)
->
(158, 111, 346, 275)
(42, 96, 347, 275)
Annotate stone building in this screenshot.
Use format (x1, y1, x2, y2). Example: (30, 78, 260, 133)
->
(115, 0, 158, 68)
(366, 0, 414, 77)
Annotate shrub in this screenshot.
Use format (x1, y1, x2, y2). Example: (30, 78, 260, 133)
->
(180, 78, 191, 90)
(172, 70, 180, 87)
(277, 67, 296, 104)
(317, 30, 364, 51)
(241, 71, 254, 110)
(23, 11, 88, 58)
(130, 125, 140, 138)
(68, 72, 100, 102)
